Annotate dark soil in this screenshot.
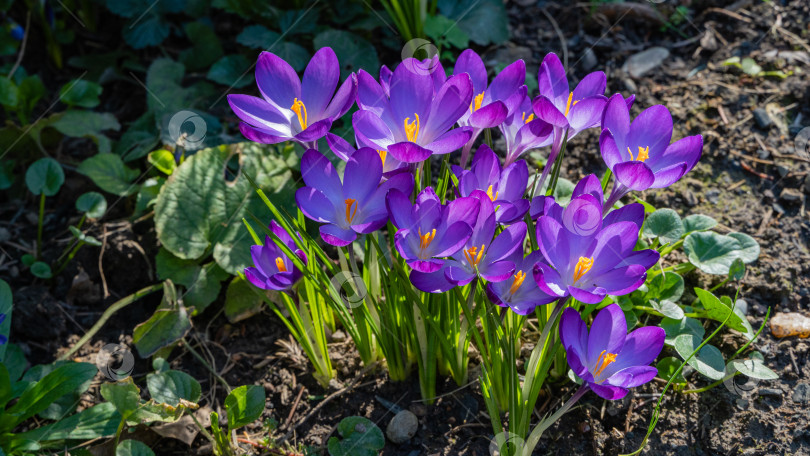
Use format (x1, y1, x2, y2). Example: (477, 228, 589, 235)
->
(2, 0, 810, 455)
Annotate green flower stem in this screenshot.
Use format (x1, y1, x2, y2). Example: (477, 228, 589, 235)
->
(36, 193, 45, 259)
(58, 283, 164, 361)
(521, 385, 589, 455)
(182, 337, 232, 394)
(54, 240, 85, 276)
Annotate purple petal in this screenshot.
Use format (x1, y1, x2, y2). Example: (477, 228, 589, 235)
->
(536, 216, 570, 269)
(432, 221, 473, 257)
(537, 53, 568, 103)
(572, 71, 606, 100)
(256, 51, 301, 109)
(532, 262, 566, 297)
(239, 122, 289, 144)
(592, 264, 648, 296)
(353, 110, 395, 150)
(326, 132, 356, 161)
(356, 69, 388, 115)
(411, 267, 455, 293)
(388, 141, 433, 163)
(498, 159, 529, 202)
(589, 383, 629, 401)
(424, 74, 473, 141)
(320, 224, 356, 247)
(445, 196, 480, 227)
(228, 94, 291, 134)
(566, 346, 590, 378)
(296, 187, 336, 223)
(445, 265, 476, 286)
(603, 203, 645, 229)
(601, 93, 631, 145)
(409, 258, 444, 273)
(586, 304, 627, 366)
(386, 189, 414, 229)
(599, 130, 623, 171)
(572, 174, 603, 202)
(294, 119, 332, 142)
(650, 163, 688, 189)
(479, 260, 515, 282)
(606, 366, 658, 389)
(614, 161, 655, 191)
(344, 148, 382, 203)
(300, 149, 343, 201)
(390, 60, 434, 123)
(301, 47, 339, 117)
(486, 222, 526, 261)
(628, 105, 673, 158)
(453, 49, 487, 95)
(469, 101, 508, 129)
(531, 96, 569, 128)
(323, 73, 358, 120)
(612, 326, 665, 371)
(495, 199, 529, 225)
(560, 308, 589, 361)
(425, 128, 472, 155)
(488, 59, 526, 102)
(568, 285, 607, 304)
(567, 96, 607, 132)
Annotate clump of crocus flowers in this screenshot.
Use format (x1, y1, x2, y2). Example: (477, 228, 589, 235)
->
(232, 46, 702, 453)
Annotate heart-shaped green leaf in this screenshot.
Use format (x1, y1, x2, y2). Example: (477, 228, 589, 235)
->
(673, 334, 725, 380)
(146, 370, 201, 406)
(76, 192, 108, 218)
(224, 385, 265, 430)
(643, 208, 684, 244)
(78, 153, 140, 196)
(25, 158, 64, 196)
(682, 214, 716, 233)
(59, 80, 102, 108)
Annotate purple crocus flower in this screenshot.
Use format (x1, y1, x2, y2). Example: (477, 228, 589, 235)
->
(486, 251, 557, 315)
(499, 92, 554, 166)
(228, 47, 357, 149)
(409, 194, 525, 293)
(560, 304, 664, 400)
(387, 187, 480, 273)
(326, 114, 409, 176)
(453, 50, 526, 166)
(354, 59, 473, 163)
(532, 175, 659, 304)
(530, 53, 612, 190)
(295, 148, 413, 247)
(600, 93, 703, 207)
(246, 221, 307, 291)
(453, 144, 530, 225)
(380, 56, 446, 97)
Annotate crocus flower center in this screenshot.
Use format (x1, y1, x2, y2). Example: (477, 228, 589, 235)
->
(291, 98, 308, 130)
(344, 198, 358, 223)
(485, 185, 499, 201)
(463, 244, 486, 268)
(564, 92, 579, 117)
(275, 257, 287, 272)
(509, 270, 526, 295)
(521, 112, 534, 124)
(470, 92, 485, 112)
(417, 227, 436, 253)
(593, 349, 618, 381)
(404, 114, 420, 142)
(377, 149, 387, 164)
(573, 256, 594, 282)
(628, 146, 650, 162)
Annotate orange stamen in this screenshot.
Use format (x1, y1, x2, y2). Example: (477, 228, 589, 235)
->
(344, 199, 358, 223)
(627, 146, 650, 162)
(291, 98, 308, 130)
(377, 149, 387, 164)
(464, 244, 486, 268)
(485, 185, 499, 201)
(573, 256, 594, 282)
(404, 114, 420, 142)
(275, 257, 287, 272)
(522, 112, 535, 124)
(470, 91, 485, 112)
(593, 350, 618, 379)
(509, 270, 526, 295)
(418, 227, 436, 251)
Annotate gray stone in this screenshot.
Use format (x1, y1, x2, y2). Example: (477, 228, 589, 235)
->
(780, 188, 803, 203)
(581, 48, 598, 71)
(623, 47, 670, 78)
(792, 383, 810, 404)
(706, 189, 720, 205)
(758, 388, 783, 398)
(735, 398, 749, 410)
(386, 410, 418, 444)
(753, 108, 772, 129)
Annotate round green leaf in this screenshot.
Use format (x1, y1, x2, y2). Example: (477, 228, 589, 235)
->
(673, 334, 725, 380)
(728, 258, 746, 281)
(224, 384, 265, 429)
(76, 192, 108, 218)
(327, 416, 385, 456)
(147, 149, 177, 175)
(728, 232, 760, 264)
(236, 25, 280, 49)
(30, 261, 52, 279)
(25, 158, 64, 196)
(729, 358, 778, 381)
(146, 370, 201, 406)
(59, 80, 102, 108)
(651, 299, 685, 320)
(78, 153, 139, 196)
(116, 439, 155, 456)
(661, 316, 705, 346)
(207, 55, 252, 88)
(683, 214, 716, 233)
(0, 78, 19, 107)
(646, 272, 684, 302)
(656, 357, 686, 385)
(643, 208, 684, 244)
(683, 231, 742, 275)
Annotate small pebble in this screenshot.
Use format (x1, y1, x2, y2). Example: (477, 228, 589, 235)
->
(757, 149, 770, 160)
(735, 398, 749, 410)
(792, 383, 810, 404)
(758, 388, 783, 398)
(772, 203, 785, 215)
(780, 188, 803, 203)
(623, 47, 670, 78)
(706, 189, 720, 205)
(753, 108, 772, 129)
(581, 48, 597, 71)
(386, 410, 418, 444)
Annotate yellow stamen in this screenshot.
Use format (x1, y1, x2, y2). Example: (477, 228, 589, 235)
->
(509, 270, 526, 295)
(344, 198, 358, 223)
(291, 98, 308, 130)
(573, 256, 594, 282)
(463, 244, 486, 268)
(377, 149, 387, 164)
(485, 185, 499, 201)
(522, 112, 535, 124)
(593, 350, 618, 379)
(404, 114, 420, 142)
(275, 257, 287, 272)
(627, 146, 650, 162)
(564, 92, 579, 117)
(418, 227, 436, 251)
(470, 91, 485, 112)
